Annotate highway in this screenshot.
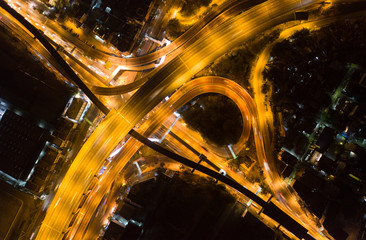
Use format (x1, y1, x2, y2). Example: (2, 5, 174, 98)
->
(6, 0, 111, 75)
(0, 8, 71, 82)
(31, 0, 334, 239)
(67, 76, 284, 239)
(248, 9, 366, 240)
(91, 0, 271, 95)
(0, 7, 105, 87)
(6, 0, 267, 70)
(167, 117, 237, 158)
(5, 0, 272, 94)
(3, 0, 361, 239)
(0, 6, 130, 111)
(75, 0, 268, 66)
(59, 6, 366, 239)
(89, 7, 365, 240)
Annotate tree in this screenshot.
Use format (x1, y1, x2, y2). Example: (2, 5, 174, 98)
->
(180, 0, 212, 17)
(179, 94, 243, 146)
(166, 19, 187, 40)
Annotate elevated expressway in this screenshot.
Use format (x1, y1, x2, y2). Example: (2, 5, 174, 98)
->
(2, 0, 270, 91)
(61, 7, 366, 240)
(246, 7, 366, 239)
(90, 0, 271, 93)
(69, 75, 330, 239)
(5, 0, 269, 72)
(31, 0, 337, 239)
(63, 0, 269, 66)
(0, 0, 339, 239)
(152, 12, 366, 236)
(67, 76, 257, 239)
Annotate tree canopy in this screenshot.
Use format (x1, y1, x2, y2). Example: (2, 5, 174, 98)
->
(167, 19, 186, 40)
(180, 0, 212, 17)
(178, 94, 243, 146)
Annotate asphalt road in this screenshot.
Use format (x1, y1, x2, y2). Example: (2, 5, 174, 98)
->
(33, 0, 331, 239)
(4, 0, 361, 239)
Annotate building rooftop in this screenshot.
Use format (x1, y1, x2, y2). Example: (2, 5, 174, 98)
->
(0, 110, 48, 181)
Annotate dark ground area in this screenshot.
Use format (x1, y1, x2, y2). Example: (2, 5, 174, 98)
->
(0, 180, 40, 240)
(265, 17, 366, 138)
(178, 94, 243, 147)
(106, 171, 275, 240)
(265, 14, 366, 240)
(0, 24, 73, 128)
(0, 188, 22, 239)
(0, 23, 72, 182)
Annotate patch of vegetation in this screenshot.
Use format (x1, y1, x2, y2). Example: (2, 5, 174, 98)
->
(122, 171, 274, 240)
(166, 18, 189, 40)
(266, 17, 366, 128)
(180, 0, 212, 17)
(195, 29, 280, 92)
(265, 28, 336, 114)
(178, 94, 243, 146)
(210, 47, 255, 83)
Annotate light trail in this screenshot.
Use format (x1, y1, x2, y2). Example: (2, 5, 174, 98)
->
(35, 0, 332, 239)
(1, 0, 364, 239)
(4, 0, 360, 239)
(249, 9, 366, 240)
(70, 76, 280, 239)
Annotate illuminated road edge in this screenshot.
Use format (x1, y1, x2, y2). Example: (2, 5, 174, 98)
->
(0, 0, 335, 239)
